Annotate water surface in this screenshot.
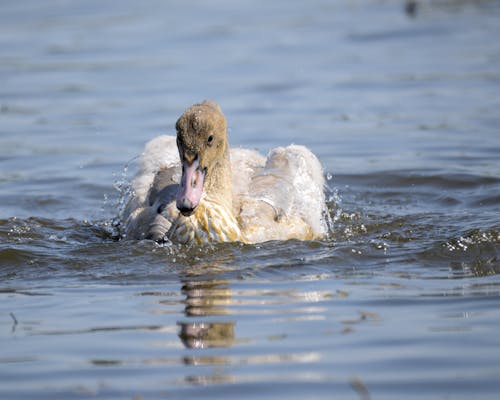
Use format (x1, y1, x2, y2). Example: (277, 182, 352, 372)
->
(1, 1, 500, 399)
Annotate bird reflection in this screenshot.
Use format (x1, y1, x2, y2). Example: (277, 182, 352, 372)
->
(177, 280, 235, 349)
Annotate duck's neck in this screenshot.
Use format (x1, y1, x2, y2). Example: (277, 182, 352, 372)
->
(204, 147, 233, 212)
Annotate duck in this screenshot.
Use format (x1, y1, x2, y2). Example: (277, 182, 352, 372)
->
(122, 100, 328, 245)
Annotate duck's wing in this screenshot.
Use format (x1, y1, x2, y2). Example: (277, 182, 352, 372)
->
(238, 145, 328, 242)
(230, 147, 266, 212)
(131, 135, 179, 203)
(123, 135, 181, 241)
(275, 145, 327, 237)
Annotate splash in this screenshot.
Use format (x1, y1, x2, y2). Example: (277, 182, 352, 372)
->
(444, 229, 500, 252)
(100, 157, 139, 240)
(443, 228, 500, 277)
(324, 172, 343, 238)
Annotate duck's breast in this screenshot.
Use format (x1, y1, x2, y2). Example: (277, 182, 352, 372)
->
(168, 197, 244, 245)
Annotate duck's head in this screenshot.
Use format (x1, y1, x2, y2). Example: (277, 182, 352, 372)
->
(175, 100, 229, 217)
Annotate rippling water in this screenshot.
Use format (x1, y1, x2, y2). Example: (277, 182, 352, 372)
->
(1, 1, 500, 399)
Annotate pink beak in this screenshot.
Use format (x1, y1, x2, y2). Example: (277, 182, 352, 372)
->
(176, 156, 205, 216)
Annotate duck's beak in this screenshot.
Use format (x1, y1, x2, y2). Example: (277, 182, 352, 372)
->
(176, 156, 205, 216)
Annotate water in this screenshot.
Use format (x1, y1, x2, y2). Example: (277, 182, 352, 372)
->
(1, 0, 500, 399)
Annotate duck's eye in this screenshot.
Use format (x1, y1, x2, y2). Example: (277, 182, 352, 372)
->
(207, 134, 214, 145)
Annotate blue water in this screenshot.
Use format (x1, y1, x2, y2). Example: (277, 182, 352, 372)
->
(1, 1, 500, 399)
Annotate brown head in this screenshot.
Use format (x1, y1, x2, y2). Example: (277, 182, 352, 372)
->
(175, 100, 231, 216)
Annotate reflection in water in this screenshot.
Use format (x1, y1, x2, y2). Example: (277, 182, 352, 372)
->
(174, 277, 326, 386)
(182, 280, 232, 316)
(178, 321, 235, 349)
(178, 280, 235, 349)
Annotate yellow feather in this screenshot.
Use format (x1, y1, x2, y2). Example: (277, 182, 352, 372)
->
(168, 197, 245, 245)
